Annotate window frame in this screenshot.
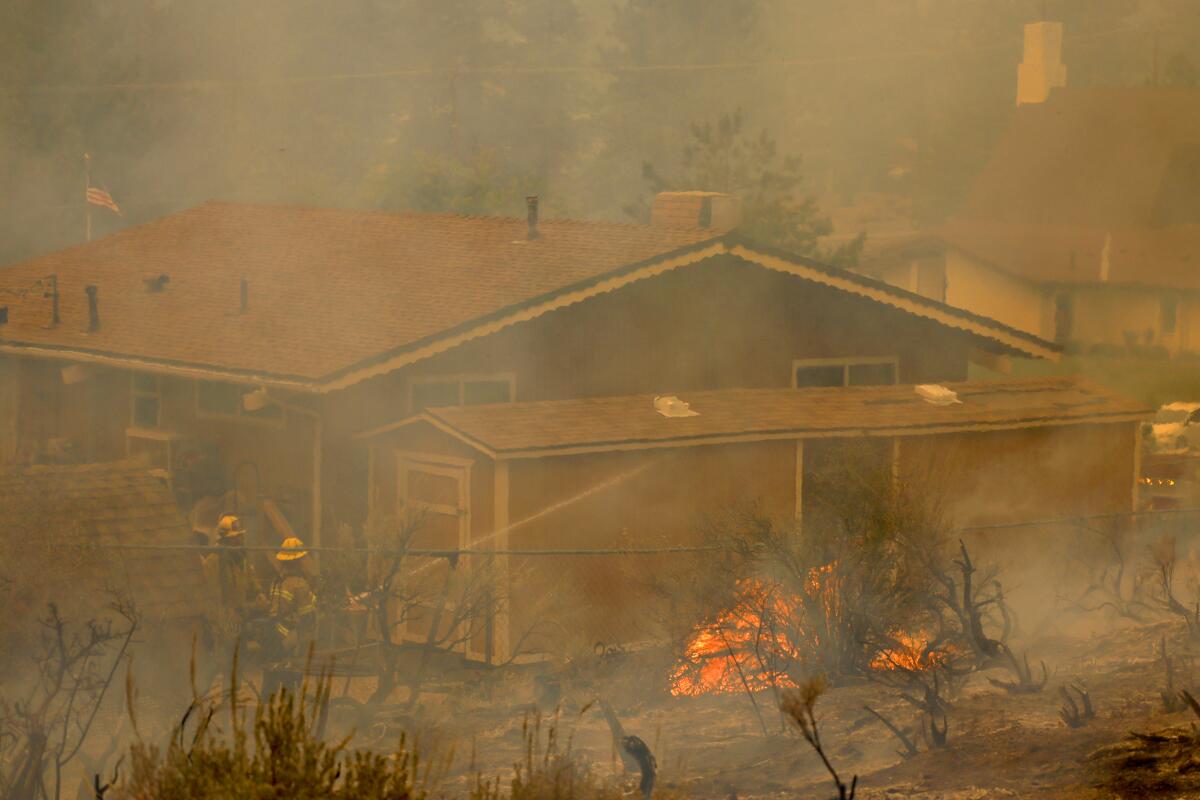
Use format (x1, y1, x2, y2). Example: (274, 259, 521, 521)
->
(129, 372, 162, 429)
(194, 380, 287, 427)
(791, 356, 900, 389)
(407, 372, 516, 414)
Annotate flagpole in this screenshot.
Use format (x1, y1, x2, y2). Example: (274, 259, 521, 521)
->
(84, 152, 93, 242)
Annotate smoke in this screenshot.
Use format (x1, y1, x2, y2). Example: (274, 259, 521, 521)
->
(3, 1, 1200, 263)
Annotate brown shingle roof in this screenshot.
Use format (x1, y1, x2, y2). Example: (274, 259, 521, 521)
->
(0, 461, 203, 624)
(392, 377, 1146, 458)
(960, 87, 1200, 228)
(0, 203, 1060, 389)
(0, 202, 721, 385)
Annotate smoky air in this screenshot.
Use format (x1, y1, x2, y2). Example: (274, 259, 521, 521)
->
(0, 2, 1198, 798)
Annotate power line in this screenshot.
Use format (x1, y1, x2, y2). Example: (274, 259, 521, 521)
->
(50, 504, 1200, 558)
(54, 542, 721, 557)
(0, 26, 1147, 96)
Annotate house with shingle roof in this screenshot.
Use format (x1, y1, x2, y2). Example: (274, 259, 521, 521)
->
(858, 23, 1200, 361)
(0, 191, 1145, 661)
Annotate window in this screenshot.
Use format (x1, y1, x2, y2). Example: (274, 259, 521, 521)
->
(792, 358, 898, 389)
(409, 374, 515, 413)
(196, 380, 284, 424)
(130, 373, 161, 428)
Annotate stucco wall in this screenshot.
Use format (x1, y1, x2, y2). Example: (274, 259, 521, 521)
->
(1063, 284, 1188, 354)
(944, 250, 1046, 338)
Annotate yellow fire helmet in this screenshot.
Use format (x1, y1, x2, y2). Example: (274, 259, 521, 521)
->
(217, 514, 244, 538)
(277, 536, 308, 561)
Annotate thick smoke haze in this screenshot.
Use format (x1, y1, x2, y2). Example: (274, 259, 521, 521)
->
(2, 0, 1198, 264)
(4, 2, 1200, 798)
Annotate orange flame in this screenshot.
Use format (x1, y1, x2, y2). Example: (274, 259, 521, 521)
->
(669, 563, 844, 697)
(869, 631, 950, 672)
(670, 564, 945, 695)
(669, 577, 800, 696)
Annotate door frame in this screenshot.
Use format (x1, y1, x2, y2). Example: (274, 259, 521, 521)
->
(395, 451, 488, 661)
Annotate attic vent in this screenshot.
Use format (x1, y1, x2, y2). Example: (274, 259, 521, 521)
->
(654, 395, 699, 418)
(85, 285, 100, 332)
(915, 385, 961, 406)
(526, 195, 540, 240)
(143, 274, 170, 293)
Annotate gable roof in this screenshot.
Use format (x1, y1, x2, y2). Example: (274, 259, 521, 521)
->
(960, 87, 1200, 229)
(363, 377, 1146, 459)
(0, 202, 1059, 392)
(0, 461, 204, 624)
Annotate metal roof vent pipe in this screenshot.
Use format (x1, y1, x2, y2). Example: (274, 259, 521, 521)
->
(526, 195, 540, 240)
(85, 284, 100, 332)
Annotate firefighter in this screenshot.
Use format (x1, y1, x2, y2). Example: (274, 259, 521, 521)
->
(260, 537, 318, 698)
(201, 515, 267, 643)
(268, 537, 318, 656)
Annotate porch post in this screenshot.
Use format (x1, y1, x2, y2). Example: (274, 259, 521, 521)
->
(794, 440, 804, 524)
(492, 460, 511, 664)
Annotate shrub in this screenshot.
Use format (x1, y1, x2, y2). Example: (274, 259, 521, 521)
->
(117, 677, 425, 800)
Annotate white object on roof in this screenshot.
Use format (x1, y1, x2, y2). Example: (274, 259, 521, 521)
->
(915, 384, 962, 406)
(654, 395, 699, 418)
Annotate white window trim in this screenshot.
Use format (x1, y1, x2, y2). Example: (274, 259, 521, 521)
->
(791, 356, 900, 388)
(130, 372, 162, 428)
(194, 380, 287, 428)
(407, 371, 516, 414)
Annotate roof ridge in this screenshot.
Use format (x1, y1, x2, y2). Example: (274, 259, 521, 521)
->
(196, 199, 689, 230)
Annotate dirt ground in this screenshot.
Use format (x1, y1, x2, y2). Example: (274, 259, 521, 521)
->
(69, 614, 1200, 799)
(327, 617, 1200, 799)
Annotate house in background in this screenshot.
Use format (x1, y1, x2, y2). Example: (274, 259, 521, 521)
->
(858, 20, 1200, 369)
(0, 191, 1143, 661)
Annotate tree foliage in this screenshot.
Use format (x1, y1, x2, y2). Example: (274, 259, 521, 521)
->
(637, 111, 864, 265)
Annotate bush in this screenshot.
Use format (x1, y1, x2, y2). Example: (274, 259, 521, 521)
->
(469, 714, 628, 800)
(117, 677, 425, 800)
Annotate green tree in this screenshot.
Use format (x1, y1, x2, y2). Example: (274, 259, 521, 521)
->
(637, 111, 863, 266)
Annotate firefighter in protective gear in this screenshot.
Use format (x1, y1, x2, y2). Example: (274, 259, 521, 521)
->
(268, 537, 317, 655)
(200, 515, 266, 642)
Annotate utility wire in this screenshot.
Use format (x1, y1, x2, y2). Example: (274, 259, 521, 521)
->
(0, 26, 1147, 96)
(49, 504, 1200, 558)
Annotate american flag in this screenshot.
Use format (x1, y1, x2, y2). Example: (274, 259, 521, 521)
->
(86, 186, 122, 216)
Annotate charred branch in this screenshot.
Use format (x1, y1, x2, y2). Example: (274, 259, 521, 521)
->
(621, 735, 657, 800)
(1150, 537, 1200, 640)
(1159, 637, 1194, 713)
(1059, 683, 1095, 728)
(781, 679, 857, 800)
(987, 648, 1049, 694)
(862, 705, 919, 760)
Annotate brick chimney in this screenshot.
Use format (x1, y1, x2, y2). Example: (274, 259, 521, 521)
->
(1017, 21, 1067, 106)
(650, 191, 740, 231)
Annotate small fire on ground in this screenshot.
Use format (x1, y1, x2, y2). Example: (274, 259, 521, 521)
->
(869, 631, 951, 672)
(669, 577, 802, 697)
(669, 565, 945, 696)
